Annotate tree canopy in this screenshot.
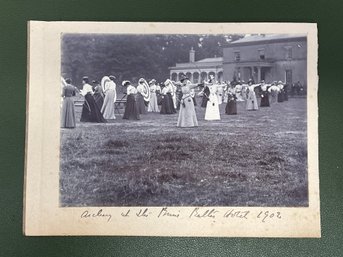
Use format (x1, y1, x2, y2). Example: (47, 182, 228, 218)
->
(61, 34, 244, 87)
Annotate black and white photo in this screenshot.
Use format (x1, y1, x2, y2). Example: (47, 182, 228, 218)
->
(24, 22, 320, 237)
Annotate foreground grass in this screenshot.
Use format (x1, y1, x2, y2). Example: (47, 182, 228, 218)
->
(60, 97, 308, 207)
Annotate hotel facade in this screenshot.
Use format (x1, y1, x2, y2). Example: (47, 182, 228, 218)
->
(169, 34, 307, 86)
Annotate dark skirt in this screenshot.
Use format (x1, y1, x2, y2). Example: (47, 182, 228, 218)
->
(284, 90, 288, 101)
(260, 93, 270, 107)
(176, 92, 183, 110)
(136, 93, 147, 114)
(93, 93, 104, 110)
(192, 96, 197, 106)
(277, 91, 284, 102)
(61, 97, 76, 128)
(225, 100, 237, 115)
(201, 95, 208, 108)
(123, 95, 140, 120)
(160, 93, 176, 114)
(157, 93, 163, 106)
(201, 87, 210, 108)
(80, 94, 107, 123)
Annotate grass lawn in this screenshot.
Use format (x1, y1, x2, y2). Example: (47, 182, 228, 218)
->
(60, 97, 308, 207)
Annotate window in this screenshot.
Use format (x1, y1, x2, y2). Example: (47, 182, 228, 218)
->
(234, 51, 240, 61)
(258, 49, 265, 60)
(285, 69, 292, 84)
(285, 46, 293, 59)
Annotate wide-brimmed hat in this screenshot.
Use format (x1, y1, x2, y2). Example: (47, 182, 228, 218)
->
(122, 80, 131, 87)
(82, 76, 89, 83)
(149, 79, 156, 84)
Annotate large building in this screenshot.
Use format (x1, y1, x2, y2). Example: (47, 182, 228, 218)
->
(223, 34, 307, 85)
(169, 34, 307, 86)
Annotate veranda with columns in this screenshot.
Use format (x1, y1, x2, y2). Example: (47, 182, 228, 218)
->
(169, 48, 224, 83)
(170, 69, 224, 83)
(233, 63, 273, 83)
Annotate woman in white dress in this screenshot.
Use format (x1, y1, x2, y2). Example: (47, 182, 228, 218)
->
(204, 82, 221, 121)
(268, 82, 280, 104)
(171, 82, 177, 109)
(234, 83, 244, 102)
(101, 75, 117, 120)
(147, 79, 159, 112)
(217, 82, 224, 105)
(246, 80, 259, 111)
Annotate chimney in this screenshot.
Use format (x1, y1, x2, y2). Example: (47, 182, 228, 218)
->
(189, 47, 195, 63)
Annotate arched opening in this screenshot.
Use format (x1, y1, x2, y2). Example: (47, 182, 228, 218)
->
(208, 71, 216, 81)
(186, 72, 192, 82)
(171, 73, 177, 81)
(217, 71, 223, 82)
(200, 72, 207, 82)
(193, 72, 199, 83)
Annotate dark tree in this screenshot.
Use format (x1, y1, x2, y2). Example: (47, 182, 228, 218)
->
(61, 34, 244, 87)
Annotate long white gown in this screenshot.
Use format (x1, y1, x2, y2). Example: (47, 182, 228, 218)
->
(246, 84, 259, 110)
(205, 84, 221, 120)
(177, 82, 198, 127)
(217, 85, 224, 105)
(101, 81, 116, 119)
(147, 84, 159, 112)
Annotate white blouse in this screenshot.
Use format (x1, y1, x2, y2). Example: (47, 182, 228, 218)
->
(261, 84, 268, 91)
(126, 85, 137, 95)
(150, 84, 157, 93)
(161, 86, 170, 95)
(80, 83, 93, 96)
(137, 84, 146, 94)
(104, 81, 116, 92)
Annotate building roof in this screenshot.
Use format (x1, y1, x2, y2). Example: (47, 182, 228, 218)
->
(230, 33, 307, 45)
(196, 57, 223, 63)
(169, 56, 223, 70)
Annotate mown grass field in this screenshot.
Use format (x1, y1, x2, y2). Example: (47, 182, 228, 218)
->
(60, 97, 308, 207)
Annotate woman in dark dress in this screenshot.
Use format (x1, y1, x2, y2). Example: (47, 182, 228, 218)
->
(122, 81, 140, 120)
(200, 75, 215, 108)
(160, 80, 176, 114)
(283, 84, 289, 101)
(225, 83, 237, 115)
(136, 79, 147, 114)
(92, 80, 104, 110)
(80, 76, 106, 123)
(277, 81, 284, 103)
(200, 84, 210, 108)
(259, 80, 270, 107)
(175, 83, 183, 110)
(61, 78, 78, 128)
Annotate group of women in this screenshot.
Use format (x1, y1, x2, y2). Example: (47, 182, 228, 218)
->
(61, 74, 288, 129)
(61, 76, 117, 128)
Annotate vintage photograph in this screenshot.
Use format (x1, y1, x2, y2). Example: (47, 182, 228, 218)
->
(24, 22, 319, 237)
(60, 32, 308, 207)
